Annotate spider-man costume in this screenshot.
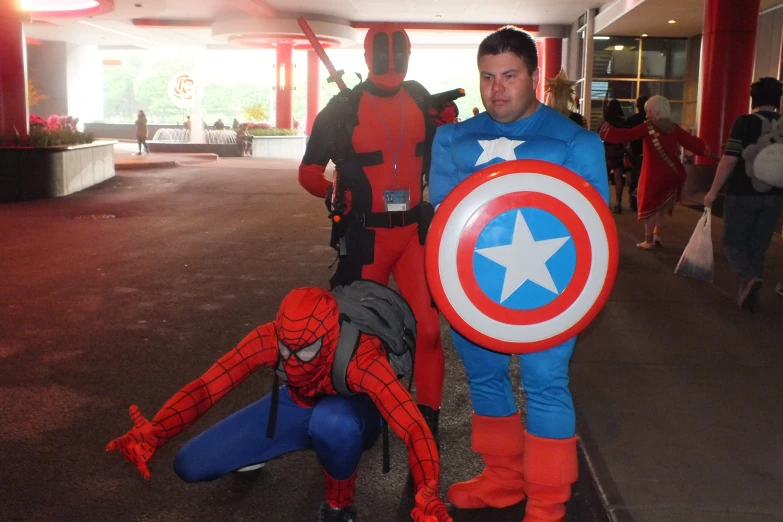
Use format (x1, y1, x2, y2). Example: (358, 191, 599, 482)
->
(107, 287, 451, 522)
(299, 23, 456, 441)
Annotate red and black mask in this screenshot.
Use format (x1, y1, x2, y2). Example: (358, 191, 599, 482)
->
(364, 23, 410, 91)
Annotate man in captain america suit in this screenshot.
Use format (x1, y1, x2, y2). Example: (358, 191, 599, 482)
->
(428, 26, 609, 522)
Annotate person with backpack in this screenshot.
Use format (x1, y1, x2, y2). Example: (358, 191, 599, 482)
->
(107, 282, 451, 522)
(298, 23, 459, 448)
(704, 77, 783, 311)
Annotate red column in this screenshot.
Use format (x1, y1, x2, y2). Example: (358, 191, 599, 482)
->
(536, 41, 544, 101)
(275, 42, 293, 130)
(696, 0, 760, 164)
(306, 50, 320, 135)
(0, 0, 28, 143)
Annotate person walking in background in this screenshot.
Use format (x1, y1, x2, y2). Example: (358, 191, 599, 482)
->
(600, 95, 711, 249)
(135, 110, 149, 155)
(704, 77, 783, 311)
(602, 99, 630, 214)
(183, 116, 191, 131)
(625, 96, 649, 212)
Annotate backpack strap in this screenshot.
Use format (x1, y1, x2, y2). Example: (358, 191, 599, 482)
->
(331, 317, 362, 396)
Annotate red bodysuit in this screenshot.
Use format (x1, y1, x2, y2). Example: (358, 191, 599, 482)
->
(298, 24, 452, 423)
(107, 286, 451, 522)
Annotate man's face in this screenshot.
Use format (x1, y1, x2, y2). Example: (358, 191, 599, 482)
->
(479, 52, 539, 123)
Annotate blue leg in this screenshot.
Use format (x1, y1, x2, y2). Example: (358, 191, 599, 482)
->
(451, 328, 517, 417)
(518, 339, 576, 439)
(174, 386, 313, 482)
(309, 394, 383, 480)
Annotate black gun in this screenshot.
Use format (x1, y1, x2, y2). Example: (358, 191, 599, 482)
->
(427, 87, 466, 113)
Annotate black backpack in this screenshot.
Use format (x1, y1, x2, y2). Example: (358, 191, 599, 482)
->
(330, 280, 416, 395)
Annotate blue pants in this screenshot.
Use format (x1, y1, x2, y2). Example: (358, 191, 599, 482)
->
(451, 328, 576, 439)
(721, 194, 783, 285)
(174, 386, 383, 482)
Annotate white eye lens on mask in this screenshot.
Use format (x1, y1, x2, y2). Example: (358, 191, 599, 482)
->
(294, 338, 323, 363)
(278, 341, 292, 360)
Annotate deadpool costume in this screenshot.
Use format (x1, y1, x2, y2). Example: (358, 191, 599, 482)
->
(107, 287, 451, 522)
(299, 23, 456, 443)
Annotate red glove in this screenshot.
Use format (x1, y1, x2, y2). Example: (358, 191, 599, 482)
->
(428, 101, 458, 126)
(410, 481, 452, 522)
(106, 405, 165, 480)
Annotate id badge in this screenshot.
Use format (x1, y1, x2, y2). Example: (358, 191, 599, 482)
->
(383, 188, 410, 212)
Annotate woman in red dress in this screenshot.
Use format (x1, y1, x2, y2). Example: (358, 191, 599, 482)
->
(599, 95, 711, 249)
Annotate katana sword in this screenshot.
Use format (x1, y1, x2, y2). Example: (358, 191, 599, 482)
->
(297, 17, 348, 91)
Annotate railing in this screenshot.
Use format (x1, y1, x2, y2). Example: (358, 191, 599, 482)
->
(152, 129, 237, 144)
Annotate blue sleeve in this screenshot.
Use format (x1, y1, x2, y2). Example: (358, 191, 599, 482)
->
(428, 124, 459, 207)
(564, 130, 610, 204)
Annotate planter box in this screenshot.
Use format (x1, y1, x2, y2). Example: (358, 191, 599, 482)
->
(0, 141, 116, 202)
(252, 135, 307, 159)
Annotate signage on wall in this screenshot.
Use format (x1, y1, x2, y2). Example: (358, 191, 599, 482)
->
(167, 72, 204, 109)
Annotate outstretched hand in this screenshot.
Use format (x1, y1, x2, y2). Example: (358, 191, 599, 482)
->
(106, 405, 163, 480)
(410, 481, 452, 522)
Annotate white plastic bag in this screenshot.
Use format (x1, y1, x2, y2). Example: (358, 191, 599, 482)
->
(674, 208, 714, 282)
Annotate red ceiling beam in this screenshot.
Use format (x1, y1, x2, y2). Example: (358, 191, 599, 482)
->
(350, 22, 538, 32)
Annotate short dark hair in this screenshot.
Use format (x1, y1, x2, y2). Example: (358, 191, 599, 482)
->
(636, 95, 650, 112)
(478, 26, 538, 76)
(750, 77, 783, 109)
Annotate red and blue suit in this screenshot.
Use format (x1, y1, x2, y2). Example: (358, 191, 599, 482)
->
(107, 287, 451, 522)
(429, 104, 608, 521)
(298, 23, 456, 438)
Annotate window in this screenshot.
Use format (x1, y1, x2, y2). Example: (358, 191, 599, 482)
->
(590, 36, 688, 125)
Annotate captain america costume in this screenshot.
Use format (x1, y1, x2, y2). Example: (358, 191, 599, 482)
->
(429, 103, 608, 517)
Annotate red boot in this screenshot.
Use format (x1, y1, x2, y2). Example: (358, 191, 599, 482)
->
(446, 412, 526, 509)
(522, 432, 578, 522)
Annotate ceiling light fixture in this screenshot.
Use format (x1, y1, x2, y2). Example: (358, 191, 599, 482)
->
(641, 33, 648, 37)
(614, 45, 624, 51)
(668, 19, 676, 24)
(20, 0, 114, 16)
(594, 36, 609, 40)
(435, 14, 442, 18)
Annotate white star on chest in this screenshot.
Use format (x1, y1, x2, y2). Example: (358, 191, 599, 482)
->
(475, 210, 570, 302)
(475, 137, 525, 166)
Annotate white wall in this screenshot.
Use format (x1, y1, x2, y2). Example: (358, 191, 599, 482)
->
(66, 44, 103, 122)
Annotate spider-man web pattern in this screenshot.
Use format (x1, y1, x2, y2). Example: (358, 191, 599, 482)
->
(107, 286, 449, 521)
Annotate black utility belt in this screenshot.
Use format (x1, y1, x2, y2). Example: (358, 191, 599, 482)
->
(358, 205, 423, 228)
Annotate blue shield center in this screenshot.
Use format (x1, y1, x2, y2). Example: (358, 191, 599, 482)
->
(473, 207, 577, 310)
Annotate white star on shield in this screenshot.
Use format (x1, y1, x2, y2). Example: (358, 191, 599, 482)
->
(475, 210, 570, 302)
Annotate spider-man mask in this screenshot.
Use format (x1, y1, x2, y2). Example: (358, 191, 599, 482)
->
(364, 23, 410, 91)
(274, 287, 340, 387)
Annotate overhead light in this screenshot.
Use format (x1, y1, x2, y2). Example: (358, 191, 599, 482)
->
(594, 36, 610, 40)
(614, 45, 624, 51)
(641, 33, 648, 37)
(21, 0, 98, 9)
(668, 19, 676, 24)
(435, 14, 442, 18)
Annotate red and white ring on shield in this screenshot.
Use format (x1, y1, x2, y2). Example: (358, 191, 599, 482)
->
(425, 159, 619, 354)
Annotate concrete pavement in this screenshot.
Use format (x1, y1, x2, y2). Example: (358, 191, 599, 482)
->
(1, 155, 781, 521)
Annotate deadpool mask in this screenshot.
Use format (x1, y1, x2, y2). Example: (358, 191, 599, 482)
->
(364, 23, 411, 91)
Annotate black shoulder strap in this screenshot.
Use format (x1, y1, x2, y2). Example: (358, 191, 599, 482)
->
(331, 319, 361, 396)
(401, 81, 436, 188)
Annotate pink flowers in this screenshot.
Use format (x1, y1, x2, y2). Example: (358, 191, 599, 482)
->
(30, 114, 47, 129)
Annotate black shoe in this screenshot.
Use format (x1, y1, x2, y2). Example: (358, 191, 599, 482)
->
(319, 503, 357, 522)
(417, 404, 440, 451)
(613, 204, 622, 214)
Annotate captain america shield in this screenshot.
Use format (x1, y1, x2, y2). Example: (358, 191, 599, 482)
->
(426, 159, 619, 354)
